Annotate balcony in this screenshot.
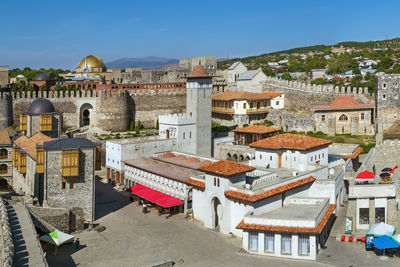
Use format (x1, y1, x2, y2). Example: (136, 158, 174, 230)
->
(246, 107, 270, 114)
(212, 107, 234, 115)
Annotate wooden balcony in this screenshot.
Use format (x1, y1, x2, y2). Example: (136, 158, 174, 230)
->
(212, 107, 234, 115)
(246, 107, 270, 114)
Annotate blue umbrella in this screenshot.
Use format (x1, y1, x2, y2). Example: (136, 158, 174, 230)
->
(372, 235, 399, 250)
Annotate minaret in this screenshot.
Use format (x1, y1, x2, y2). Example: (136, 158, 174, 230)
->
(186, 65, 212, 157)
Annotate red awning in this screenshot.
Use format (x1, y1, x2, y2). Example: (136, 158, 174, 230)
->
(389, 165, 398, 174)
(356, 170, 375, 180)
(129, 184, 184, 208)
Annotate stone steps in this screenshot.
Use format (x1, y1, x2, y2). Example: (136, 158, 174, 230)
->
(7, 203, 46, 267)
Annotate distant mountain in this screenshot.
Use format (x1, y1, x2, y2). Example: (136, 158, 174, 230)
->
(105, 57, 179, 69)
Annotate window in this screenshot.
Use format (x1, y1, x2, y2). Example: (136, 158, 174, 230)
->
(0, 148, 7, 159)
(13, 148, 19, 166)
(183, 132, 185, 140)
(270, 156, 272, 160)
(359, 208, 369, 224)
(190, 132, 192, 139)
(20, 114, 27, 131)
(260, 154, 262, 159)
(383, 83, 387, 89)
(339, 114, 348, 121)
(18, 152, 26, 174)
(0, 164, 7, 174)
(62, 178, 66, 190)
(36, 148, 44, 173)
(214, 178, 216, 186)
(243, 103, 246, 109)
(382, 94, 386, 99)
(311, 156, 313, 161)
(264, 233, 274, 253)
(95, 145, 101, 171)
(69, 177, 75, 189)
(281, 234, 292, 254)
(298, 235, 310, 255)
(276, 101, 280, 106)
(217, 179, 220, 187)
(375, 207, 385, 223)
(249, 232, 258, 252)
(40, 114, 53, 131)
(62, 150, 79, 177)
(361, 113, 365, 120)
(321, 115, 326, 122)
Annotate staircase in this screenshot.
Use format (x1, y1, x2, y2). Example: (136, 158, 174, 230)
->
(7, 203, 47, 267)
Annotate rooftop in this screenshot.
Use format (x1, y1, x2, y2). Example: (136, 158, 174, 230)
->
(228, 61, 241, 70)
(233, 125, 280, 134)
(250, 134, 332, 151)
(43, 138, 97, 150)
(0, 129, 11, 145)
(198, 160, 255, 177)
(312, 96, 375, 111)
(14, 132, 54, 160)
(124, 157, 202, 183)
(188, 65, 210, 79)
(212, 91, 277, 102)
(237, 70, 260, 80)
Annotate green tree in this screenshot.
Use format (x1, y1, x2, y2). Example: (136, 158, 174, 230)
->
(310, 78, 327, 85)
(377, 57, 394, 72)
(130, 121, 134, 131)
(281, 72, 292, 81)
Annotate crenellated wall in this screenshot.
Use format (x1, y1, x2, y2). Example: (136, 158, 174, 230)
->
(1, 88, 186, 131)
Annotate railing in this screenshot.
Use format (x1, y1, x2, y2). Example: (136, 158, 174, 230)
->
(246, 107, 270, 114)
(211, 107, 234, 114)
(22, 203, 49, 267)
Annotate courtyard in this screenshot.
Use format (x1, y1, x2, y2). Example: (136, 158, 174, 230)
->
(45, 173, 400, 267)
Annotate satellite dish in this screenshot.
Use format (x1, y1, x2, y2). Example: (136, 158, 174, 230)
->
(329, 169, 335, 175)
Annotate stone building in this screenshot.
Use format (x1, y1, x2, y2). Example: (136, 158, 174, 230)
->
(223, 62, 268, 92)
(0, 129, 12, 190)
(375, 73, 400, 144)
(0, 66, 8, 88)
(312, 96, 375, 136)
(12, 99, 100, 221)
(19, 98, 62, 138)
(212, 91, 284, 127)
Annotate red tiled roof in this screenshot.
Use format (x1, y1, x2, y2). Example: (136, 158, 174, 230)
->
(186, 157, 200, 164)
(344, 147, 363, 160)
(162, 152, 175, 158)
(249, 134, 332, 151)
(236, 204, 336, 234)
(312, 96, 375, 110)
(190, 65, 209, 78)
(212, 91, 275, 102)
(225, 176, 316, 202)
(14, 132, 54, 160)
(175, 155, 187, 160)
(186, 179, 205, 190)
(198, 160, 255, 177)
(233, 125, 280, 134)
(261, 92, 283, 98)
(198, 160, 212, 169)
(0, 129, 11, 145)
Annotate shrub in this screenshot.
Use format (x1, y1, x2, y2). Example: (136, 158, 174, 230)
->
(307, 131, 314, 135)
(315, 131, 325, 135)
(335, 137, 345, 143)
(243, 124, 249, 127)
(130, 121, 134, 131)
(263, 120, 274, 126)
(291, 130, 298, 134)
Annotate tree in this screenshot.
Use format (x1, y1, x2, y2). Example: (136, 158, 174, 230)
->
(288, 59, 302, 72)
(281, 72, 292, 81)
(377, 57, 394, 72)
(136, 120, 141, 130)
(310, 78, 327, 85)
(392, 64, 400, 74)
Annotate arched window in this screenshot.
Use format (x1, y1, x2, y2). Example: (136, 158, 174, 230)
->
(214, 178, 216, 186)
(217, 179, 220, 187)
(0, 164, 7, 174)
(0, 149, 7, 159)
(339, 114, 348, 121)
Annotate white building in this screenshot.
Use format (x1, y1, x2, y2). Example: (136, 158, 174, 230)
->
(105, 137, 176, 185)
(225, 62, 268, 92)
(227, 62, 247, 84)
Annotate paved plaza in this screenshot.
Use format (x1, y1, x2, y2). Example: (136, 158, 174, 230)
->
(45, 174, 400, 267)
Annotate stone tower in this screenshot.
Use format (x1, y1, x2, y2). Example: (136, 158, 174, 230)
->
(375, 73, 400, 144)
(0, 92, 11, 129)
(186, 65, 212, 157)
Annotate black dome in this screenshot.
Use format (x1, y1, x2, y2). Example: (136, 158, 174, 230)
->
(29, 98, 55, 114)
(34, 72, 50, 81)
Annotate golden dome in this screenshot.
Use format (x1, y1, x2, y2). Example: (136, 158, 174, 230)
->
(77, 55, 105, 69)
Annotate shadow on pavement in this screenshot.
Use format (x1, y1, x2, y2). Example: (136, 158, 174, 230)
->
(94, 177, 131, 221)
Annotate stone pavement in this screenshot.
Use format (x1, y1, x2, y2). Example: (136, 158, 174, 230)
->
(7, 203, 46, 267)
(46, 177, 400, 267)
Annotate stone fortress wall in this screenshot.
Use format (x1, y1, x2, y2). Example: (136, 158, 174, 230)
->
(259, 77, 375, 133)
(0, 88, 186, 132)
(0, 198, 13, 267)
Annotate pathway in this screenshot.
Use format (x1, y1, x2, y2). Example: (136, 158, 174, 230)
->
(7, 202, 46, 267)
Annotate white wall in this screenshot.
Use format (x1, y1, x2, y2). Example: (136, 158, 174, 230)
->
(233, 100, 248, 115)
(227, 62, 247, 84)
(271, 94, 284, 109)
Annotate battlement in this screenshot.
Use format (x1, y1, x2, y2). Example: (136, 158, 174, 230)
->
(263, 76, 371, 96)
(0, 88, 186, 100)
(158, 113, 194, 125)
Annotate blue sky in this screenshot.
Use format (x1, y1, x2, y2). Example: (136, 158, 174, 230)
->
(1, 0, 400, 69)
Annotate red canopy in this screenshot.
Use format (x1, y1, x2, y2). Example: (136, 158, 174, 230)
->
(356, 170, 375, 180)
(130, 184, 184, 208)
(389, 165, 398, 174)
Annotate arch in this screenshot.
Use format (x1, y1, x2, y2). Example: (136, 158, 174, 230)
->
(232, 154, 238, 162)
(239, 155, 244, 162)
(211, 197, 222, 230)
(226, 153, 231, 160)
(338, 114, 348, 121)
(0, 164, 7, 174)
(0, 148, 7, 159)
(80, 103, 94, 127)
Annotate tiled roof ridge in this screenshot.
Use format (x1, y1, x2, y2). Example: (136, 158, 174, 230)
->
(198, 159, 255, 177)
(236, 204, 336, 234)
(249, 134, 332, 150)
(225, 176, 316, 203)
(186, 179, 205, 190)
(0, 129, 11, 145)
(233, 125, 280, 134)
(343, 147, 363, 160)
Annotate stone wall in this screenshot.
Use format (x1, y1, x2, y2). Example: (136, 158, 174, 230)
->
(0, 198, 13, 267)
(266, 109, 315, 133)
(0, 66, 8, 89)
(27, 205, 70, 233)
(6, 89, 186, 132)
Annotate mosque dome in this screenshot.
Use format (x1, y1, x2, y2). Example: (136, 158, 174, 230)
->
(77, 55, 105, 69)
(34, 72, 50, 81)
(28, 98, 55, 115)
(16, 74, 25, 79)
